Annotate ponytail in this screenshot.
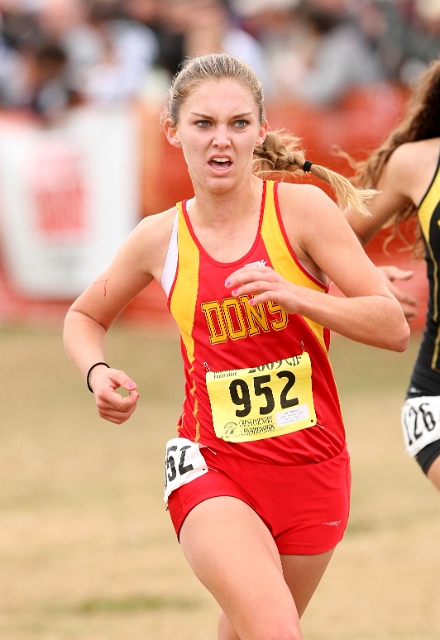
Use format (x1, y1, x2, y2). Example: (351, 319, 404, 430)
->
(254, 130, 376, 217)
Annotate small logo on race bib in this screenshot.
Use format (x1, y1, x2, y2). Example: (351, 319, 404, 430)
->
(224, 422, 238, 437)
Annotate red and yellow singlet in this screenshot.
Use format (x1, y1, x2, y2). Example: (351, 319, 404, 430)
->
(162, 180, 346, 465)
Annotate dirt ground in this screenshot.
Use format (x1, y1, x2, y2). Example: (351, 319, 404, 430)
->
(0, 322, 439, 640)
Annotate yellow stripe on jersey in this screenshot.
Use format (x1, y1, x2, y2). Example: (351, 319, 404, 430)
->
(169, 203, 199, 363)
(419, 173, 440, 240)
(419, 173, 440, 323)
(261, 181, 328, 350)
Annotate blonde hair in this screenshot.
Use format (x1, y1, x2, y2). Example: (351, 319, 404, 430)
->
(162, 53, 375, 216)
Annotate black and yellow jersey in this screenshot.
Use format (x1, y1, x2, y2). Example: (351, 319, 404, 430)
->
(409, 152, 440, 395)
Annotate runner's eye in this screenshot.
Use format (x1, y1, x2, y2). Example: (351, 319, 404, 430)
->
(235, 119, 249, 128)
(196, 120, 210, 128)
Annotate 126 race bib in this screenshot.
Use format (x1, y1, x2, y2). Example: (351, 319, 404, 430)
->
(401, 396, 440, 457)
(206, 353, 317, 443)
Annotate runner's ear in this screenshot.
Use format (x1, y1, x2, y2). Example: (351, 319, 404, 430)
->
(256, 121, 268, 147)
(164, 120, 181, 148)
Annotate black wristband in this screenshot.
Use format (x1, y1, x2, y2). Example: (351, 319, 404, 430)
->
(86, 362, 110, 393)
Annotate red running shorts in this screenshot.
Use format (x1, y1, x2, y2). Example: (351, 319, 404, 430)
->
(167, 445, 351, 555)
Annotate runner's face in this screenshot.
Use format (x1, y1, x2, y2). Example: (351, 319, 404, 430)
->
(165, 78, 267, 192)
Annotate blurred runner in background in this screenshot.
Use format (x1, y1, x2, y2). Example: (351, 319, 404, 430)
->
(346, 56, 440, 492)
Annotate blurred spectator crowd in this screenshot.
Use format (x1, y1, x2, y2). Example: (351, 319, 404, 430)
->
(0, 0, 439, 121)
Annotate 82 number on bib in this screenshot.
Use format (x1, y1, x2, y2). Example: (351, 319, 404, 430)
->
(164, 438, 208, 502)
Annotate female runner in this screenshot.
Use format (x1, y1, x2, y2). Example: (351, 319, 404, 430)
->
(346, 57, 440, 493)
(64, 53, 409, 640)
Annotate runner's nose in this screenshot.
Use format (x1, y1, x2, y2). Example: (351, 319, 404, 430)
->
(213, 125, 231, 148)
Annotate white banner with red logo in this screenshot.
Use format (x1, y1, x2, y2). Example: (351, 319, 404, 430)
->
(0, 105, 140, 298)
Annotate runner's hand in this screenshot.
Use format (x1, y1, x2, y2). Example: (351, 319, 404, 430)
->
(89, 366, 139, 424)
(225, 265, 300, 314)
(378, 265, 418, 321)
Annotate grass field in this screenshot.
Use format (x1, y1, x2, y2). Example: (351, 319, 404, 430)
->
(0, 322, 439, 640)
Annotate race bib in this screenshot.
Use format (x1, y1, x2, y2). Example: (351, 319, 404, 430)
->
(401, 396, 440, 457)
(164, 438, 208, 502)
(206, 353, 316, 443)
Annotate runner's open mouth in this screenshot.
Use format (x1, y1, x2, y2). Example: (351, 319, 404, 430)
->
(210, 158, 232, 168)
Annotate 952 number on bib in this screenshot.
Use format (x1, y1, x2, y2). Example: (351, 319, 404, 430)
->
(206, 353, 317, 443)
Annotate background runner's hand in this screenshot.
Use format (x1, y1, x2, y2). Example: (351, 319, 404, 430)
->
(89, 366, 139, 424)
(378, 266, 418, 321)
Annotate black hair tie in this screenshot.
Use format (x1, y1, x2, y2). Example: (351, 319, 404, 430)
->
(303, 160, 313, 172)
(86, 362, 110, 393)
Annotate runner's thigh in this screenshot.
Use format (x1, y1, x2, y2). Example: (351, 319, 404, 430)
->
(179, 496, 302, 640)
(281, 549, 335, 618)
